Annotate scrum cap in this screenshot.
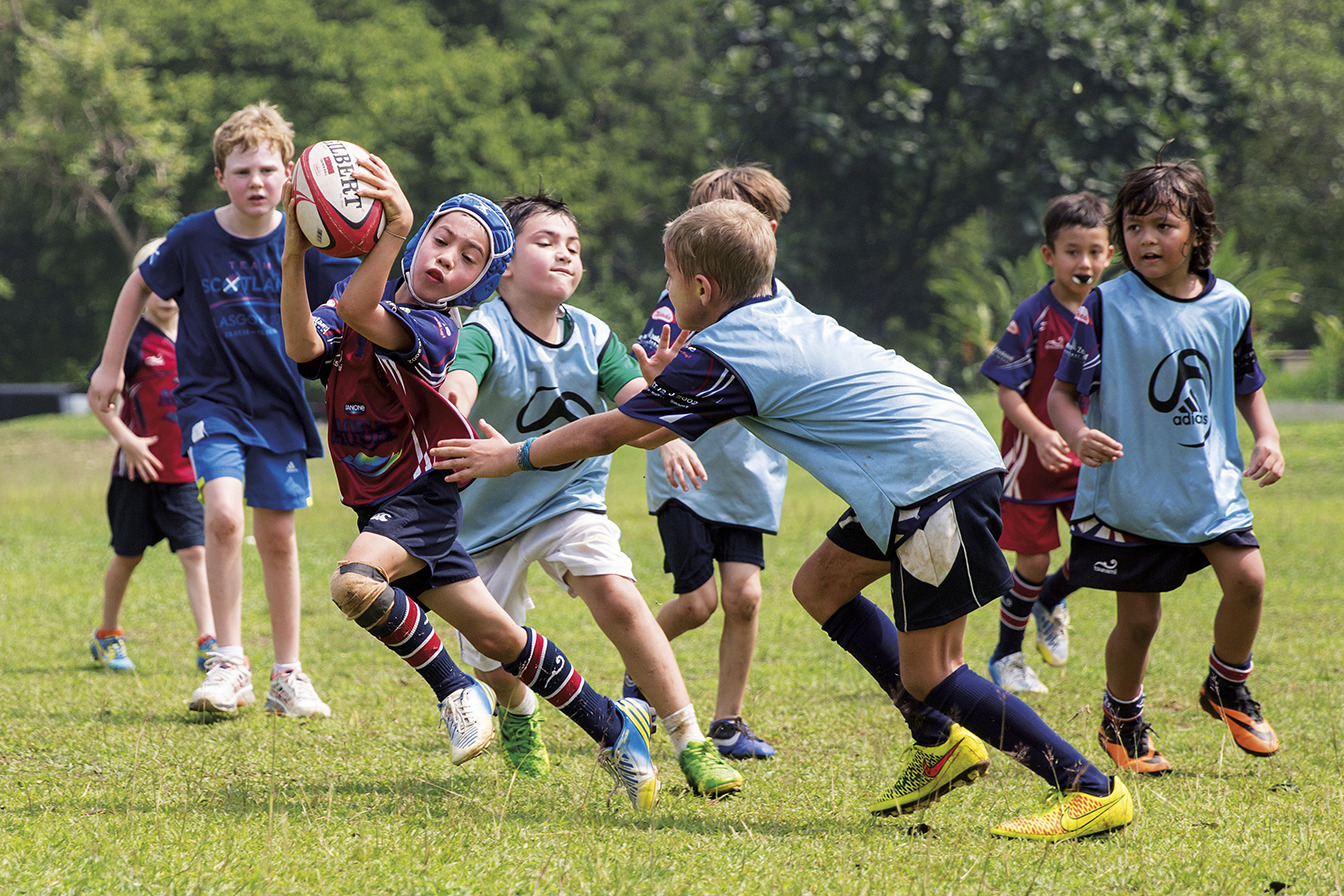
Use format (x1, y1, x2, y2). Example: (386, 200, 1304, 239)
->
(402, 193, 514, 310)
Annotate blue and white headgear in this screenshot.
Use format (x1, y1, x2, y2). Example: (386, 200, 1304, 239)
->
(401, 193, 514, 310)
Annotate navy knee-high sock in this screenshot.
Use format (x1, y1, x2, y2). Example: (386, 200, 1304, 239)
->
(364, 586, 473, 701)
(820, 594, 953, 746)
(925, 665, 1110, 795)
(1037, 561, 1078, 611)
(503, 627, 622, 746)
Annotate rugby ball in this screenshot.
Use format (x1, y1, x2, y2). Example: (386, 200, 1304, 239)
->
(292, 140, 385, 257)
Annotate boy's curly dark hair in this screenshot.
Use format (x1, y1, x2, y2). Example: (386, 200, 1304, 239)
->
(1110, 147, 1218, 272)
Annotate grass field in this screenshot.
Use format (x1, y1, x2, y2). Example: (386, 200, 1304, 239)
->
(1, 401, 1341, 896)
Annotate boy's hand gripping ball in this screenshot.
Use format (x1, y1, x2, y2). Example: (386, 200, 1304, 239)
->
(292, 140, 385, 257)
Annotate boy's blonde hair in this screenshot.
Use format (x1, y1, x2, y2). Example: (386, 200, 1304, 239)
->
(212, 102, 295, 170)
(689, 165, 791, 222)
(664, 199, 776, 307)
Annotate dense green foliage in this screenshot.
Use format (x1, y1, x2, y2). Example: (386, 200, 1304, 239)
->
(703, 0, 1248, 336)
(1, 0, 1340, 385)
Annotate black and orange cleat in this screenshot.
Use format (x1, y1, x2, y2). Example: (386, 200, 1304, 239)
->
(1199, 674, 1281, 756)
(1098, 715, 1173, 775)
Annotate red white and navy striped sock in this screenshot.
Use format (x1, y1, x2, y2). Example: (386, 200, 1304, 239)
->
(1208, 648, 1253, 686)
(365, 586, 472, 701)
(992, 569, 1041, 660)
(503, 627, 622, 746)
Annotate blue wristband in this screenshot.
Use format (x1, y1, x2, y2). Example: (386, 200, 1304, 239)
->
(517, 437, 539, 472)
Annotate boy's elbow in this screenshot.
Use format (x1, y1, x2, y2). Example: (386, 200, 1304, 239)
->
(283, 337, 318, 365)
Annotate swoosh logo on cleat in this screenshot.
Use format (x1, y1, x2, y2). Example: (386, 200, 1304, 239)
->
(922, 740, 964, 778)
(1060, 797, 1113, 833)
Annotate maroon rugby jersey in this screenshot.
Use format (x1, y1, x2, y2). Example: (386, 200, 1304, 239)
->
(979, 285, 1082, 504)
(305, 287, 471, 507)
(118, 319, 195, 482)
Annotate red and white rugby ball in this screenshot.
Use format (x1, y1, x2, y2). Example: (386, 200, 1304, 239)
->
(292, 140, 385, 258)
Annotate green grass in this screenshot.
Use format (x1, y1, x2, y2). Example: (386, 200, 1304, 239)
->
(1, 405, 1341, 895)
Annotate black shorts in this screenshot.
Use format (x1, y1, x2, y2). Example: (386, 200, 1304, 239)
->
(655, 500, 766, 594)
(106, 477, 204, 556)
(355, 474, 478, 598)
(1068, 517, 1260, 592)
(825, 473, 1011, 632)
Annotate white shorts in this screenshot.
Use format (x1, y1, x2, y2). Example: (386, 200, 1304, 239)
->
(459, 510, 635, 671)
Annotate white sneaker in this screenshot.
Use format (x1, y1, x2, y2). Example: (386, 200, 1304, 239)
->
(265, 668, 332, 718)
(189, 653, 254, 713)
(440, 679, 497, 765)
(1033, 601, 1070, 667)
(988, 651, 1049, 694)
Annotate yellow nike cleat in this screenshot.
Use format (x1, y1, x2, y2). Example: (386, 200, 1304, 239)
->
(869, 723, 990, 815)
(990, 777, 1133, 841)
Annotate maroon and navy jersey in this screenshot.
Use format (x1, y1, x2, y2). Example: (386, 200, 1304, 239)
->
(116, 319, 194, 483)
(301, 282, 463, 508)
(979, 284, 1081, 504)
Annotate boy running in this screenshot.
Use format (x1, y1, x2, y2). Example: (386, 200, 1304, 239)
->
(1049, 157, 1284, 774)
(434, 199, 1135, 840)
(440, 191, 743, 797)
(628, 166, 791, 759)
(980, 192, 1112, 693)
(279, 163, 660, 810)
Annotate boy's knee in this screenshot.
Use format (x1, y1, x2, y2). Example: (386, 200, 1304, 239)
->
(720, 584, 761, 621)
(1117, 607, 1161, 641)
(677, 586, 720, 626)
(470, 626, 524, 663)
(330, 562, 394, 626)
(204, 511, 244, 544)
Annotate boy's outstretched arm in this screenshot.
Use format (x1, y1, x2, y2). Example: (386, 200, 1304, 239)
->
(1047, 378, 1123, 467)
(431, 409, 659, 481)
(631, 324, 691, 382)
(1237, 389, 1284, 486)
(88, 270, 154, 413)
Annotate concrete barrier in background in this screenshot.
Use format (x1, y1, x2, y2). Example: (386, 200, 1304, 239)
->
(0, 384, 88, 422)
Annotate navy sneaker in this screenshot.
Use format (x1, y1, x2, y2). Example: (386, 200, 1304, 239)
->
(709, 716, 776, 759)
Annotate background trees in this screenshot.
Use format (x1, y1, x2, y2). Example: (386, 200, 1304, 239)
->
(702, 0, 1249, 346)
(1, 0, 1338, 390)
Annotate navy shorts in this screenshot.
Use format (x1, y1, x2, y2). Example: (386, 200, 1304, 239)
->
(825, 473, 1012, 632)
(655, 500, 766, 594)
(107, 477, 205, 556)
(1068, 517, 1260, 592)
(355, 474, 478, 598)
